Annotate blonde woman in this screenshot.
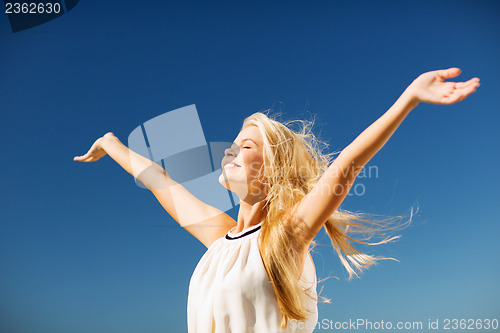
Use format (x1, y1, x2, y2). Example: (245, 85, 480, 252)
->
(74, 67, 479, 333)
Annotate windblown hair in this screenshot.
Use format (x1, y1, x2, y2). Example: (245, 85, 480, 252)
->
(242, 109, 415, 330)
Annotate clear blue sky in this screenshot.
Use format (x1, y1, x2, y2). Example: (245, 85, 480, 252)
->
(1, 1, 499, 332)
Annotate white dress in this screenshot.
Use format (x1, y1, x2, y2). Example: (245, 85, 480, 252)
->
(187, 221, 318, 333)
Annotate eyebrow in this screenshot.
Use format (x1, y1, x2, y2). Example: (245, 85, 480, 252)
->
(232, 138, 258, 146)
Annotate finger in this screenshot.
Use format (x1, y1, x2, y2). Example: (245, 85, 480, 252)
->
(461, 84, 479, 97)
(79, 154, 89, 161)
(448, 85, 478, 103)
(457, 82, 479, 95)
(455, 78, 480, 89)
(437, 67, 461, 80)
(75, 155, 93, 162)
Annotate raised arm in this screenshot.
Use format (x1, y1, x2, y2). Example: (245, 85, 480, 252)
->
(74, 132, 236, 248)
(294, 68, 480, 244)
(74, 132, 167, 189)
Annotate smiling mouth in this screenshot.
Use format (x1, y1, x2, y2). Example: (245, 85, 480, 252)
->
(224, 163, 241, 168)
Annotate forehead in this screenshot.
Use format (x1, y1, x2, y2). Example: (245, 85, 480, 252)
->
(234, 125, 262, 144)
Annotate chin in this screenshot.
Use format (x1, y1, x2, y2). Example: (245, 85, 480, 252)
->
(218, 173, 235, 191)
(218, 172, 226, 184)
(218, 173, 249, 197)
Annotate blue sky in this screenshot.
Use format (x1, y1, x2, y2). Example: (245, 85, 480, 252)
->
(1, 1, 499, 332)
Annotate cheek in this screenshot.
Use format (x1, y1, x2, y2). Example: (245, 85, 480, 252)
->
(246, 159, 262, 173)
(245, 161, 265, 182)
(241, 152, 265, 178)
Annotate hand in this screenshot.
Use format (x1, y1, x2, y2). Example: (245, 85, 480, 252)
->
(406, 67, 480, 105)
(74, 132, 115, 162)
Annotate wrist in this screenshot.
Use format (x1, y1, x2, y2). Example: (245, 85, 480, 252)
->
(100, 133, 118, 151)
(103, 132, 116, 139)
(401, 87, 420, 109)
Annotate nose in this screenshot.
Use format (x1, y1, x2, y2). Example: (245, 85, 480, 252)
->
(224, 145, 240, 157)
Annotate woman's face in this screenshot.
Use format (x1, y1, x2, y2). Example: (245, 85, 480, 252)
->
(219, 125, 267, 201)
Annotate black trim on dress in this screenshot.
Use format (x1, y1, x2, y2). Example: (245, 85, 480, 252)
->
(225, 224, 262, 240)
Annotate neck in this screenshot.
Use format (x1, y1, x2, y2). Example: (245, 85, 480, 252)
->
(234, 199, 266, 234)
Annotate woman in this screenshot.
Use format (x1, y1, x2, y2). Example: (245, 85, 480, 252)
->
(74, 67, 479, 333)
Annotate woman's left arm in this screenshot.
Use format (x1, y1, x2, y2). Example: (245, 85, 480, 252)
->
(295, 67, 480, 244)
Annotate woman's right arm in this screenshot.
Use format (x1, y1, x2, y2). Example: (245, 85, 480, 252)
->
(74, 132, 236, 247)
(100, 132, 167, 190)
(73, 132, 166, 189)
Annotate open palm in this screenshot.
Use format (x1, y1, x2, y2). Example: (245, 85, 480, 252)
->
(408, 67, 480, 105)
(73, 136, 107, 162)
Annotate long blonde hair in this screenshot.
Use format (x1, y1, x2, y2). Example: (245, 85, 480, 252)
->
(242, 109, 415, 329)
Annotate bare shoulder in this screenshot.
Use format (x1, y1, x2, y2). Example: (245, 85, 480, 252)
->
(184, 212, 237, 248)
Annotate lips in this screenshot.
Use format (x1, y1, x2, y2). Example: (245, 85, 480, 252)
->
(224, 162, 241, 168)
